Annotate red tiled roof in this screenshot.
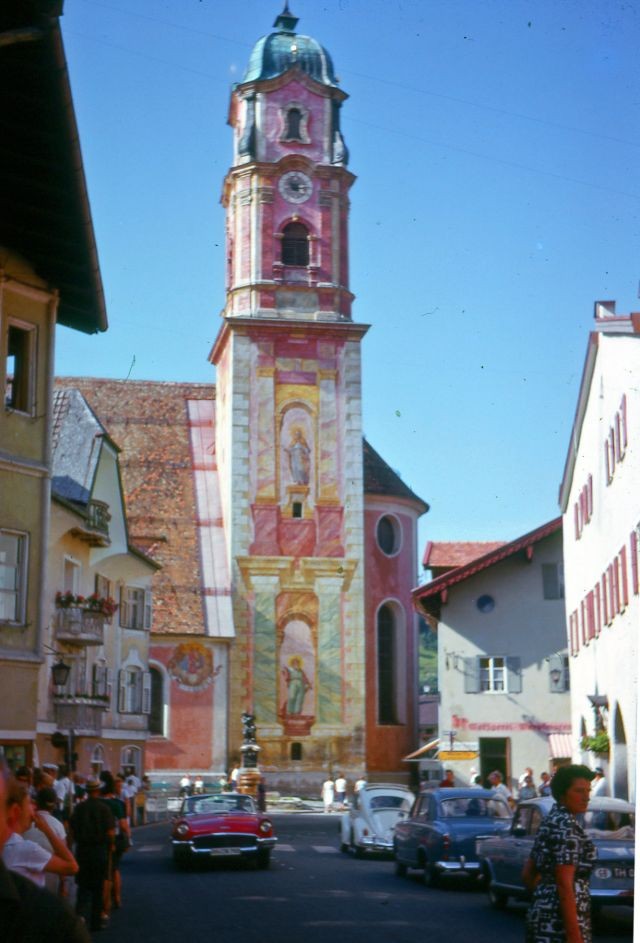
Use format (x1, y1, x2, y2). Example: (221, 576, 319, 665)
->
(413, 517, 562, 605)
(422, 540, 505, 570)
(55, 377, 214, 636)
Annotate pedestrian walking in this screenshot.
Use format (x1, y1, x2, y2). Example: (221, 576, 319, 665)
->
(100, 772, 130, 918)
(3, 780, 78, 889)
(321, 777, 335, 812)
(69, 777, 115, 932)
(334, 773, 347, 807)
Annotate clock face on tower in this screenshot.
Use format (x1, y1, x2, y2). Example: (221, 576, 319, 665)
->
(278, 171, 313, 204)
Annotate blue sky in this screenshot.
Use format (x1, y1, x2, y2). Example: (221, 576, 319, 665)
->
(57, 0, 640, 555)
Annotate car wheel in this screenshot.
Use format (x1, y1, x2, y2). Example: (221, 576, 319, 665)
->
(423, 862, 439, 888)
(257, 850, 271, 870)
(394, 858, 407, 877)
(340, 840, 349, 853)
(487, 885, 508, 910)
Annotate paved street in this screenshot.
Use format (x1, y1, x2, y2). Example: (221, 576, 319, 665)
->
(94, 812, 633, 943)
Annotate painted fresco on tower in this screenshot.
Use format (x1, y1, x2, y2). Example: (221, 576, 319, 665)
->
(279, 618, 315, 735)
(280, 406, 315, 505)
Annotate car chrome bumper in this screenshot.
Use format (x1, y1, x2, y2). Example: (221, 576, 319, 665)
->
(590, 888, 634, 902)
(172, 837, 277, 856)
(361, 838, 393, 852)
(436, 858, 482, 874)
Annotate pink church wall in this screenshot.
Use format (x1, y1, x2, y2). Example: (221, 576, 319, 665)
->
(364, 503, 420, 777)
(146, 643, 216, 772)
(261, 79, 328, 165)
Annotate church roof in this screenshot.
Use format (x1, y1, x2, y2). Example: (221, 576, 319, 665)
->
(54, 377, 224, 637)
(363, 439, 429, 512)
(242, 5, 338, 87)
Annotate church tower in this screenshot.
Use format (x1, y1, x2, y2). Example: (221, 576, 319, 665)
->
(211, 5, 368, 790)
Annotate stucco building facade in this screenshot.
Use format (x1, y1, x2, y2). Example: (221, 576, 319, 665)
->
(559, 301, 639, 801)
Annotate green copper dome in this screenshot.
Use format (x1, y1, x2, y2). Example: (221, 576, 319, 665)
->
(242, 5, 338, 87)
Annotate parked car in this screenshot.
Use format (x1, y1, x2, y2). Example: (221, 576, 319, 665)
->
(393, 788, 512, 885)
(170, 792, 277, 869)
(340, 783, 414, 856)
(475, 795, 635, 910)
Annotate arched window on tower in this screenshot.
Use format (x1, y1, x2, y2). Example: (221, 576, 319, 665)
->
(377, 604, 397, 725)
(282, 222, 309, 267)
(286, 107, 303, 141)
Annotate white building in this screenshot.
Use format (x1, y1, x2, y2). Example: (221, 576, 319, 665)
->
(559, 301, 639, 802)
(413, 520, 570, 793)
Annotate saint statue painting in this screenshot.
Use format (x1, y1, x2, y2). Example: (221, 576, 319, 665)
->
(285, 428, 311, 485)
(281, 655, 312, 715)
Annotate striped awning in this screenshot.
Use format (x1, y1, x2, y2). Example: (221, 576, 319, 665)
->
(548, 734, 573, 758)
(403, 738, 440, 761)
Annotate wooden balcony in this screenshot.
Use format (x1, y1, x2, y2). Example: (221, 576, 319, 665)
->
(54, 608, 105, 646)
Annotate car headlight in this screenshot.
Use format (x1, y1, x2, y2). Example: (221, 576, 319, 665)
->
(175, 823, 190, 838)
(259, 819, 272, 834)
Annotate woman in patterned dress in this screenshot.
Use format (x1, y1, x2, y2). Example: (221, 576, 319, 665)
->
(523, 765, 596, 943)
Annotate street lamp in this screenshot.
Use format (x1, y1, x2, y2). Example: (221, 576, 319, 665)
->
(549, 667, 562, 688)
(51, 658, 71, 688)
(50, 658, 76, 773)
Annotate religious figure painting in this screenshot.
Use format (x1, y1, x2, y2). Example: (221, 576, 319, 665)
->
(279, 618, 315, 733)
(280, 406, 314, 501)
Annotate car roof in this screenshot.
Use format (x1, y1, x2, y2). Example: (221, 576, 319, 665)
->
(516, 796, 635, 814)
(432, 788, 499, 798)
(362, 783, 413, 793)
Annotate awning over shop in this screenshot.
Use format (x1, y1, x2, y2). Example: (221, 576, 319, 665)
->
(548, 733, 573, 758)
(403, 738, 440, 761)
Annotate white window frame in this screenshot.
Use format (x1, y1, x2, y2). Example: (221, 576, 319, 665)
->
(5, 318, 37, 416)
(120, 745, 142, 777)
(479, 655, 506, 692)
(63, 556, 81, 595)
(120, 586, 147, 630)
(118, 666, 151, 714)
(0, 529, 28, 625)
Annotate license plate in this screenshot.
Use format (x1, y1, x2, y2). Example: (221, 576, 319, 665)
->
(210, 848, 242, 856)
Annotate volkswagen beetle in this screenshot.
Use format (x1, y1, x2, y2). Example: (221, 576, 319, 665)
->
(340, 783, 414, 856)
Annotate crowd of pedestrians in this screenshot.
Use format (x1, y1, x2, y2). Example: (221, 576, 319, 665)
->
(1, 760, 149, 936)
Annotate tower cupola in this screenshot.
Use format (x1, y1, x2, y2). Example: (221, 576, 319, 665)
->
(243, 4, 339, 87)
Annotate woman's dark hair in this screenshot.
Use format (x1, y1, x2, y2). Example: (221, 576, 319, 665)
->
(551, 764, 595, 801)
(101, 771, 116, 794)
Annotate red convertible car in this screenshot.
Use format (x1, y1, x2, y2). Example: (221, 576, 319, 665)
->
(171, 792, 277, 869)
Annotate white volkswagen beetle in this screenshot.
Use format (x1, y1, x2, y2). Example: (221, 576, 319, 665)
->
(340, 783, 414, 856)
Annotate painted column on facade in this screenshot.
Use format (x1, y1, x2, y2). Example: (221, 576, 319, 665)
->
(253, 575, 280, 724)
(316, 576, 343, 724)
(318, 365, 339, 503)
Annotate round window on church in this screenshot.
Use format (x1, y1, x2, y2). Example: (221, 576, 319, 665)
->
(376, 515, 401, 556)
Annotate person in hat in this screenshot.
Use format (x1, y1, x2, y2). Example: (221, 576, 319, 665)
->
(69, 778, 115, 932)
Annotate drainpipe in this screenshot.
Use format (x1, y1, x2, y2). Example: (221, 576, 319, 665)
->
(37, 291, 59, 731)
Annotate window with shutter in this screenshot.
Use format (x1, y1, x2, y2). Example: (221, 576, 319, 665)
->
(463, 657, 480, 693)
(542, 563, 564, 599)
(631, 530, 639, 595)
(619, 546, 629, 608)
(282, 222, 309, 266)
(144, 590, 153, 630)
(142, 671, 151, 714)
(118, 670, 127, 712)
(119, 587, 129, 628)
(506, 657, 522, 693)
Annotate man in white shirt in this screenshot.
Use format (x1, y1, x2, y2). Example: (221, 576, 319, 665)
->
(3, 781, 77, 888)
(488, 770, 513, 805)
(23, 787, 68, 896)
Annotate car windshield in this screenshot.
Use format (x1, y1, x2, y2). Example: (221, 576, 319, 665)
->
(184, 795, 256, 815)
(440, 797, 511, 819)
(369, 795, 412, 811)
(583, 807, 635, 839)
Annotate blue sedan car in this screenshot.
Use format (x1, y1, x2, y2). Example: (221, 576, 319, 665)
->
(393, 788, 512, 886)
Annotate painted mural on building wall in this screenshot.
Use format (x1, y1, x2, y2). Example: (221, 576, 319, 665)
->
(279, 617, 315, 735)
(168, 642, 219, 691)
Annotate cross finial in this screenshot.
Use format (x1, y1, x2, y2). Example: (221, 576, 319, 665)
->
(273, 2, 298, 33)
